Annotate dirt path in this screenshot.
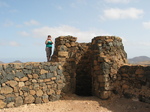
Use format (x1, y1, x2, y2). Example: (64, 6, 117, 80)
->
(0, 94, 150, 112)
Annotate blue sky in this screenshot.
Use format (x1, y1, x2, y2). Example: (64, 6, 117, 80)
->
(0, 0, 150, 62)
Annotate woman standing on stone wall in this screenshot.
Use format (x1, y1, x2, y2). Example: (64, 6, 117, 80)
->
(45, 35, 53, 62)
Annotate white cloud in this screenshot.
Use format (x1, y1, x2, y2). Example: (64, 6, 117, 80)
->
(19, 31, 30, 37)
(143, 21, 150, 29)
(100, 8, 144, 20)
(9, 41, 20, 46)
(24, 20, 40, 26)
(104, 0, 135, 4)
(32, 25, 110, 42)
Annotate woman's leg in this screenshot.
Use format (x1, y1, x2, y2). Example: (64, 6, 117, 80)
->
(46, 47, 52, 62)
(46, 47, 50, 62)
(49, 47, 52, 61)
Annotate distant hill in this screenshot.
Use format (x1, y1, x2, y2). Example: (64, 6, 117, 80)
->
(0, 61, 4, 64)
(128, 56, 150, 64)
(11, 60, 23, 63)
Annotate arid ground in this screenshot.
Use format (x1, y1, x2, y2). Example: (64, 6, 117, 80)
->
(0, 94, 150, 112)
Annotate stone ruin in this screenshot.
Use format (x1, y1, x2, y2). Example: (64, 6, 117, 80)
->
(52, 36, 127, 99)
(0, 35, 149, 109)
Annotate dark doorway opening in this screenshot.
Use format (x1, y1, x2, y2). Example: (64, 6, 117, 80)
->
(75, 44, 92, 96)
(75, 71, 92, 96)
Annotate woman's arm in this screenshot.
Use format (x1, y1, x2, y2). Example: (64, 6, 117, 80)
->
(45, 40, 48, 44)
(48, 39, 53, 44)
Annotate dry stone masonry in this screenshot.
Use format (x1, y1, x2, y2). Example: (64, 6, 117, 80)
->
(0, 62, 65, 108)
(115, 65, 150, 103)
(52, 36, 128, 99)
(91, 36, 127, 99)
(0, 35, 150, 109)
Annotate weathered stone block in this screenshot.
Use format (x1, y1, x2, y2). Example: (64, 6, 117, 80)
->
(50, 66, 57, 72)
(33, 74, 39, 79)
(6, 74, 15, 80)
(0, 86, 13, 94)
(5, 94, 15, 103)
(57, 84, 64, 90)
(21, 86, 30, 92)
(35, 97, 42, 104)
(6, 81, 18, 87)
(39, 74, 46, 79)
(47, 89, 55, 95)
(56, 90, 61, 95)
(98, 75, 109, 82)
(0, 95, 5, 100)
(58, 45, 68, 51)
(58, 51, 68, 57)
(32, 79, 37, 83)
(24, 64, 33, 69)
(36, 89, 43, 96)
(29, 90, 36, 95)
(27, 74, 33, 79)
(43, 79, 51, 82)
(51, 77, 57, 81)
(57, 70, 62, 75)
(15, 71, 25, 78)
(23, 69, 32, 74)
(40, 69, 48, 74)
(33, 83, 39, 90)
(24, 95, 35, 104)
(42, 95, 49, 103)
(65, 43, 71, 47)
(25, 81, 31, 86)
(18, 82, 25, 87)
(100, 91, 111, 100)
(7, 102, 14, 108)
(46, 73, 53, 78)
(135, 69, 144, 75)
(20, 77, 28, 81)
(14, 63, 24, 69)
(0, 100, 6, 109)
(70, 42, 76, 46)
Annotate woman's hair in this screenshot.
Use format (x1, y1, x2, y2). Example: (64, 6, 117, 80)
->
(47, 35, 51, 40)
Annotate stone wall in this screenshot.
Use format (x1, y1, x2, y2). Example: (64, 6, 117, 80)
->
(0, 62, 66, 109)
(114, 65, 150, 103)
(91, 36, 127, 99)
(52, 36, 78, 93)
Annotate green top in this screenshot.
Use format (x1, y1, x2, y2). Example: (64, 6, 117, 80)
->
(46, 41, 53, 47)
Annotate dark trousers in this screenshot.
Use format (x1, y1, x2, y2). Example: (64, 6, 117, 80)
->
(46, 47, 52, 62)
